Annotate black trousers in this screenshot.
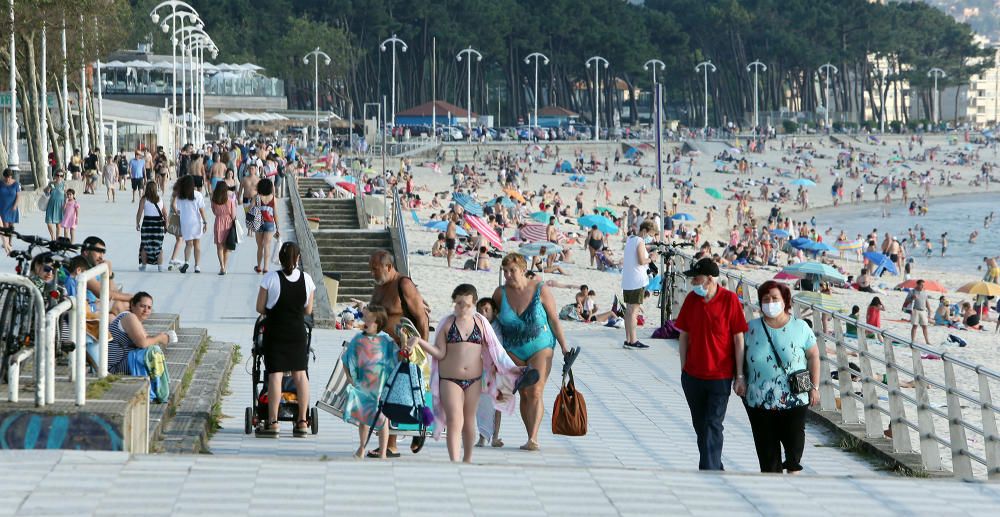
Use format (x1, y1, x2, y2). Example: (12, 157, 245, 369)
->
(743, 402, 808, 473)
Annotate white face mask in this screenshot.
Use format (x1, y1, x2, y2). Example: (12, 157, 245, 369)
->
(761, 301, 784, 318)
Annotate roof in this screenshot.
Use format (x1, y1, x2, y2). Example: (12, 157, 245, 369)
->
(538, 106, 579, 117)
(396, 100, 477, 118)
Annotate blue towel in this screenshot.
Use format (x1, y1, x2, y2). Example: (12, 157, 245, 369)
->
(126, 346, 171, 403)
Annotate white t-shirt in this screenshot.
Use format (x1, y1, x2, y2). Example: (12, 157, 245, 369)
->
(260, 269, 316, 310)
(142, 198, 165, 217)
(621, 235, 648, 291)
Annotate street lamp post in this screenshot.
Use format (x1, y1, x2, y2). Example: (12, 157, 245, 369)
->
(746, 60, 767, 138)
(644, 59, 665, 126)
(186, 38, 216, 148)
(174, 25, 209, 145)
(819, 63, 838, 131)
(79, 14, 88, 156)
(585, 56, 609, 141)
(524, 52, 549, 129)
(61, 15, 69, 167)
(7, 0, 17, 172)
(456, 47, 483, 139)
(150, 1, 200, 150)
(380, 34, 407, 127)
(694, 60, 716, 130)
(880, 66, 891, 133)
(39, 21, 47, 176)
(928, 67, 947, 128)
(303, 47, 332, 152)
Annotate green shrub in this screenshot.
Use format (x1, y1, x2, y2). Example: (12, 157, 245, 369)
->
(782, 120, 799, 134)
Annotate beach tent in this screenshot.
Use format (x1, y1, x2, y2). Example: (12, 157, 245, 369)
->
(672, 213, 695, 221)
(624, 147, 639, 159)
(560, 160, 573, 172)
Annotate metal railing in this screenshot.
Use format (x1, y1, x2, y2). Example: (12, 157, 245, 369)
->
(75, 264, 111, 383)
(391, 188, 409, 276)
(667, 254, 1000, 480)
(2, 275, 47, 406)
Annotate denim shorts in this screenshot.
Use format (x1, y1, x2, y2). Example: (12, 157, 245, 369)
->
(259, 221, 276, 233)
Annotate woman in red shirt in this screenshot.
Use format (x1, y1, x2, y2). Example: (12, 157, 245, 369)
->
(866, 296, 884, 340)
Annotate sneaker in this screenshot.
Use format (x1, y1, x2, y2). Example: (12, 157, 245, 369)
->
(138, 264, 146, 272)
(179, 263, 189, 274)
(169, 259, 181, 266)
(194, 267, 201, 273)
(157, 265, 163, 272)
(623, 341, 650, 350)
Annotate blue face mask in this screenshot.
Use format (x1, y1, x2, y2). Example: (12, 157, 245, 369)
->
(692, 284, 708, 297)
(643, 236, 654, 244)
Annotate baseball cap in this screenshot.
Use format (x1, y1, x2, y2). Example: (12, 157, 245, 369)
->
(682, 257, 720, 278)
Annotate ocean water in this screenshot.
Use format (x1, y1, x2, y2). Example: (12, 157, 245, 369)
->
(808, 192, 998, 276)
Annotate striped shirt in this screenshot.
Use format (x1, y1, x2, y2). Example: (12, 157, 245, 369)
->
(108, 312, 138, 374)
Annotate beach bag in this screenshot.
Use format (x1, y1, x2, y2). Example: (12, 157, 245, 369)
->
(246, 196, 263, 232)
(552, 370, 587, 436)
(651, 319, 681, 339)
(270, 237, 283, 266)
(234, 214, 246, 244)
(379, 361, 426, 425)
(166, 212, 182, 237)
(225, 224, 238, 251)
(37, 192, 50, 212)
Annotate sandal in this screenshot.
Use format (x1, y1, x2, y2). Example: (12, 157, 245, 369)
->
(293, 420, 309, 437)
(514, 366, 540, 393)
(562, 346, 581, 377)
(410, 435, 426, 454)
(519, 441, 540, 451)
(491, 438, 504, 448)
(254, 421, 280, 438)
(366, 449, 401, 458)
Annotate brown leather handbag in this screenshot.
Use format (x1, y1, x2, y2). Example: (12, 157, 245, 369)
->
(552, 370, 587, 436)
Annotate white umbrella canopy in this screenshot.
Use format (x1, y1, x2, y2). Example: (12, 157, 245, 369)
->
(103, 60, 126, 68)
(212, 113, 238, 122)
(241, 63, 264, 71)
(125, 60, 152, 69)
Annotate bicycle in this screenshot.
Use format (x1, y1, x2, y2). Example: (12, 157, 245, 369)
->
(0, 228, 80, 384)
(646, 241, 694, 327)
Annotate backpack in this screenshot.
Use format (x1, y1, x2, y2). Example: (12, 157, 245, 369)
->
(116, 157, 128, 176)
(651, 319, 681, 339)
(178, 154, 191, 177)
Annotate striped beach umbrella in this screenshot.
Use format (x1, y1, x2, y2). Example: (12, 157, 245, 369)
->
(835, 239, 864, 250)
(793, 291, 843, 311)
(464, 213, 502, 249)
(519, 223, 549, 243)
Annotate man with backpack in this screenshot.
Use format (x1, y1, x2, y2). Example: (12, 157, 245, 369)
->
(116, 150, 129, 192)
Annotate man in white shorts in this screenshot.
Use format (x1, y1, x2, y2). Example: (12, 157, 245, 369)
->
(904, 279, 931, 345)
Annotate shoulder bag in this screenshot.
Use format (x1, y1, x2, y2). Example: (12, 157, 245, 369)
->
(246, 195, 263, 232)
(759, 321, 813, 394)
(165, 199, 182, 237)
(552, 369, 587, 436)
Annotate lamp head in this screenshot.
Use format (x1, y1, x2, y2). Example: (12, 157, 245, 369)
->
(380, 44, 387, 52)
(150, 13, 160, 24)
(161, 23, 169, 33)
(195, 22, 204, 30)
(324, 58, 332, 66)
(303, 56, 309, 64)
(179, 42, 186, 52)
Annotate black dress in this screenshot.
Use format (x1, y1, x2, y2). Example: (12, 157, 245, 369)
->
(263, 271, 308, 372)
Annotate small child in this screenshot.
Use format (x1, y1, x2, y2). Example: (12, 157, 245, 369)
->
(60, 189, 80, 242)
(475, 297, 504, 448)
(341, 304, 402, 459)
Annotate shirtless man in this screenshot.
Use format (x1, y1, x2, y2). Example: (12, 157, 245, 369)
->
(209, 155, 227, 191)
(190, 153, 207, 194)
(368, 250, 430, 457)
(545, 217, 570, 262)
(445, 211, 458, 268)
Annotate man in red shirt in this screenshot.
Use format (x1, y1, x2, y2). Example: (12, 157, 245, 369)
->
(674, 257, 748, 470)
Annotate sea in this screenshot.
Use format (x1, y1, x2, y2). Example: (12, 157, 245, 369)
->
(808, 192, 998, 276)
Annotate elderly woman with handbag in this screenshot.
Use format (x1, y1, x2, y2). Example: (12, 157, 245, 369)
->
(742, 280, 821, 474)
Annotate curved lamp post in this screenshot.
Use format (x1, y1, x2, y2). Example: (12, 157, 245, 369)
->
(524, 52, 549, 129)
(819, 63, 838, 130)
(174, 26, 210, 145)
(746, 60, 767, 137)
(644, 59, 666, 126)
(585, 56, 609, 141)
(150, 1, 200, 150)
(928, 67, 947, 127)
(380, 34, 407, 127)
(456, 47, 483, 139)
(303, 47, 332, 150)
(694, 60, 717, 130)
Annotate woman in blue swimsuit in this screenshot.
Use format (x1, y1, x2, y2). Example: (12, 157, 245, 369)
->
(492, 253, 570, 451)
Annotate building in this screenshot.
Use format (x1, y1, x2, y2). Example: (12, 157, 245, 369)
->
(535, 106, 579, 128)
(394, 100, 477, 127)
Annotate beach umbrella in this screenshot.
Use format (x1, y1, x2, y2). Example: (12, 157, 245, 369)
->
(452, 192, 483, 217)
(773, 271, 799, 281)
(956, 281, 1000, 297)
(638, 143, 655, 151)
(800, 241, 837, 253)
(770, 229, 790, 238)
(577, 214, 618, 234)
(863, 252, 898, 275)
(503, 188, 525, 203)
(594, 206, 618, 218)
(713, 159, 726, 168)
(793, 291, 843, 311)
(788, 237, 813, 249)
(790, 178, 816, 187)
(335, 181, 356, 194)
(519, 223, 549, 243)
(835, 239, 864, 250)
(671, 213, 695, 221)
(518, 242, 562, 257)
(486, 196, 516, 208)
(781, 262, 846, 283)
(423, 220, 469, 236)
(896, 279, 947, 293)
(560, 160, 573, 172)
(463, 213, 502, 249)
(705, 188, 723, 200)
(530, 211, 553, 224)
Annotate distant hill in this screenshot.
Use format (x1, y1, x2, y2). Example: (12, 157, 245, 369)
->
(918, 0, 1000, 42)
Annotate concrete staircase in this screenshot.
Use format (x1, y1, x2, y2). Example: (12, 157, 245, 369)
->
(300, 198, 359, 230)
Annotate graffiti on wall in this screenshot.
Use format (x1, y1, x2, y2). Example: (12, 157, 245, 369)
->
(0, 412, 123, 450)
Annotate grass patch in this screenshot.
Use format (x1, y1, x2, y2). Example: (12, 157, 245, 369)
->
(86, 375, 121, 399)
(204, 343, 240, 443)
(835, 435, 929, 477)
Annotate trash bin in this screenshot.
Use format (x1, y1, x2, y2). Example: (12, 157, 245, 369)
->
(323, 272, 341, 305)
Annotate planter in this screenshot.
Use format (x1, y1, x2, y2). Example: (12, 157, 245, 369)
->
(307, 217, 321, 232)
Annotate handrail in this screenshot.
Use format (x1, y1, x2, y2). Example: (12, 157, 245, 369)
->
(391, 188, 410, 276)
(0, 274, 47, 406)
(667, 253, 1000, 480)
(44, 299, 74, 405)
(74, 263, 111, 379)
(287, 174, 335, 325)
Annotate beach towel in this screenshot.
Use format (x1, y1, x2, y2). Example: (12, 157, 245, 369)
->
(126, 345, 170, 403)
(430, 312, 519, 440)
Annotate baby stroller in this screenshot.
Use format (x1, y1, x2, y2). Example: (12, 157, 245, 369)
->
(244, 315, 319, 435)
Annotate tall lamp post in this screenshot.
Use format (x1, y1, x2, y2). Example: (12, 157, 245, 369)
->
(174, 25, 209, 145)
(746, 60, 767, 137)
(644, 59, 665, 126)
(39, 21, 47, 175)
(184, 36, 216, 148)
(456, 46, 483, 139)
(380, 34, 407, 127)
(150, 1, 200, 151)
(524, 52, 549, 129)
(7, 0, 18, 172)
(819, 63, 838, 131)
(585, 56, 609, 141)
(694, 60, 716, 130)
(61, 15, 70, 166)
(303, 47, 332, 151)
(928, 67, 947, 128)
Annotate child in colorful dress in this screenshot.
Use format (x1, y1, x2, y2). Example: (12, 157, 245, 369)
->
(60, 189, 80, 243)
(342, 304, 402, 459)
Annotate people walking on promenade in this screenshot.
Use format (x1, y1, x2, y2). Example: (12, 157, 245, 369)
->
(255, 242, 315, 438)
(252, 178, 278, 274)
(103, 155, 118, 202)
(621, 221, 658, 349)
(211, 182, 238, 275)
(368, 249, 430, 457)
(675, 257, 748, 470)
(0, 168, 21, 254)
(42, 170, 66, 240)
(175, 175, 208, 274)
(492, 253, 570, 451)
(742, 280, 820, 473)
(135, 181, 166, 272)
(129, 150, 146, 203)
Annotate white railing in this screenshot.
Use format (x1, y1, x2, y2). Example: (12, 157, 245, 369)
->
(1, 274, 47, 406)
(391, 188, 409, 275)
(667, 254, 1000, 480)
(75, 263, 111, 381)
(44, 299, 74, 406)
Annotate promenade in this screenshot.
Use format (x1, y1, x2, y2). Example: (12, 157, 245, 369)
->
(2, 181, 999, 515)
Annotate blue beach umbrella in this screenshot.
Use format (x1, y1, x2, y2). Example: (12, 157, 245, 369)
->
(801, 241, 837, 253)
(788, 237, 813, 249)
(577, 214, 618, 234)
(790, 178, 816, 187)
(671, 213, 695, 221)
(423, 220, 469, 236)
(770, 229, 790, 238)
(486, 196, 516, 208)
(452, 192, 483, 216)
(782, 262, 846, 282)
(863, 251, 898, 275)
(530, 211, 553, 224)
